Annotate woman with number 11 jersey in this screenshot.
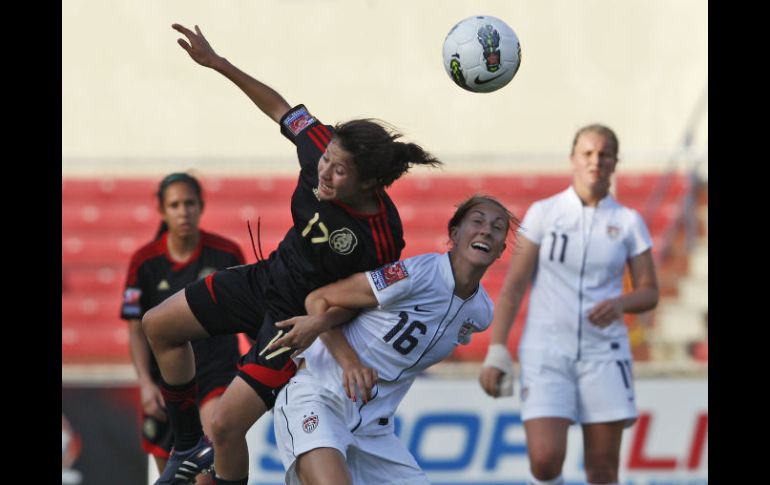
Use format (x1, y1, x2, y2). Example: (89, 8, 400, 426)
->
(479, 125, 660, 485)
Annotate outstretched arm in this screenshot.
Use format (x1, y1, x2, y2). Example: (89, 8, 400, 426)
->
(270, 272, 380, 401)
(270, 273, 377, 352)
(172, 23, 291, 123)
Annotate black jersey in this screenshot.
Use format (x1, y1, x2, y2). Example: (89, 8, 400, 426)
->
(120, 230, 245, 379)
(264, 105, 405, 316)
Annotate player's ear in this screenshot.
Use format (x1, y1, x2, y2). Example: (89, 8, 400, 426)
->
(449, 226, 459, 245)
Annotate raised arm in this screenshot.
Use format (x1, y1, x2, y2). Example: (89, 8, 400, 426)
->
(172, 23, 291, 123)
(479, 236, 539, 397)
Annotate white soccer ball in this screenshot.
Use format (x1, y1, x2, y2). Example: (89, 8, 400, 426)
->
(442, 15, 522, 93)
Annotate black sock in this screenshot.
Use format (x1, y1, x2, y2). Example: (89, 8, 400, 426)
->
(212, 475, 248, 485)
(159, 377, 203, 451)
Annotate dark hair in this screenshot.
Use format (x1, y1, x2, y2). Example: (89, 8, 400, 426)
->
(447, 194, 520, 244)
(332, 119, 443, 189)
(570, 124, 620, 160)
(154, 172, 204, 240)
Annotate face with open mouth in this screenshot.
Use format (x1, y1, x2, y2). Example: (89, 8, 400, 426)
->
(450, 201, 508, 266)
(316, 139, 362, 203)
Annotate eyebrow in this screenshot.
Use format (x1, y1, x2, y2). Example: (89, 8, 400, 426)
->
(471, 209, 506, 223)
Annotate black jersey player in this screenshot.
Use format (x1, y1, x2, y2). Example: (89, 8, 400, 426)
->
(121, 173, 244, 484)
(142, 23, 443, 485)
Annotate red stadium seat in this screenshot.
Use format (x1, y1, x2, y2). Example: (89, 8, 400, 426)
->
(62, 174, 688, 363)
(62, 320, 130, 363)
(62, 295, 123, 324)
(62, 265, 126, 295)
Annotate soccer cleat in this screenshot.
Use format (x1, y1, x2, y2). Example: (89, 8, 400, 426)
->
(155, 436, 214, 484)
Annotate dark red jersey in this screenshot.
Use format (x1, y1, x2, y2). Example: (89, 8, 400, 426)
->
(120, 230, 245, 379)
(262, 104, 405, 316)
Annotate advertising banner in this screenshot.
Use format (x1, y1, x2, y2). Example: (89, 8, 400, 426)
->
(244, 378, 707, 485)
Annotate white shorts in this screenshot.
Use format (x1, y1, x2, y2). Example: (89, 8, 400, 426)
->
(274, 377, 429, 485)
(518, 348, 638, 427)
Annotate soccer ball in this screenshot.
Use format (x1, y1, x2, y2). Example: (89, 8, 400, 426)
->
(442, 15, 521, 93)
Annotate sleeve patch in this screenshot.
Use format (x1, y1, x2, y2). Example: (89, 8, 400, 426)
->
(122, 287, 142, 317)
(370, 261, 409, 291)
(457, 320, 475, 345)
(282, 106, 316, 136)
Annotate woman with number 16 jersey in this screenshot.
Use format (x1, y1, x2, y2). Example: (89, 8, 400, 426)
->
(142, 23, 443, 485)
(268, 196, 519, 485)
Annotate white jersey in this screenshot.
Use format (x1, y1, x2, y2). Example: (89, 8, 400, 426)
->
(296, 252, 493, 434)
(519, 186, 652, 360)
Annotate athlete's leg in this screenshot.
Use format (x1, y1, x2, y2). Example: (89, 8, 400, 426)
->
(152, 457, 168, 474)
(143, 289, 212, 459)
(209, 377, 268, 482)
(582, 420, 625, 484)
(192, 397, 224, 485)
(143, 289, 211, 385)
(523, 417, 571, 482)
(295, 448, 352, 485)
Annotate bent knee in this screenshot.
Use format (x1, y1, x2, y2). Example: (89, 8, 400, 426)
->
(210, 408, 249, 446)
(141, 307, 169, 345)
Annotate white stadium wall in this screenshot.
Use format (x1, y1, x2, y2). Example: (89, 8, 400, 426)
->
(62, 0, 707, 175)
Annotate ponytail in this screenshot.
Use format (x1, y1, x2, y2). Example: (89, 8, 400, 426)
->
(153, 221, 169, 241)
(333, 119, 442, 189)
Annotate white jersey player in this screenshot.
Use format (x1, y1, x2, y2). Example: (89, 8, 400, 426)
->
(267, 196, 518, 485)
(479, 125, 659, 485)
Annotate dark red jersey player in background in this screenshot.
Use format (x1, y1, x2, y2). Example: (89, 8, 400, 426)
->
(121, 172, 245, 485)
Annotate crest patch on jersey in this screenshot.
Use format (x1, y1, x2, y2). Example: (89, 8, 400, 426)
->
(329, 228, 358, 255)
(302, 412, 319, 433)
(606, 224, 621, 240)
(457, 320, 475, 345)
(282, 106, 316, 136)
(370, 261, 409, 291)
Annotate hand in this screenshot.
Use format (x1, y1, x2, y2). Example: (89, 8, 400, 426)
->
(341, 363, 378, 403)
(587, 298, 624, 328)
(140, 381, 167, 422)
(172, 23, 222, 69)
(479, 366, 506, 398)
(268, 315, 326, 358)
(479, 344, 514, 398)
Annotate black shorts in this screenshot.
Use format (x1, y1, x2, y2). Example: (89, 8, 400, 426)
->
(186, 263, 273, 338)
(143, 335, 239, 457)
(191, 334, 240, 402)
(185, 263, 301, 409)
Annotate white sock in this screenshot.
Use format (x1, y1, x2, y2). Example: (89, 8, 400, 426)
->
(527, 472, 565, 485)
